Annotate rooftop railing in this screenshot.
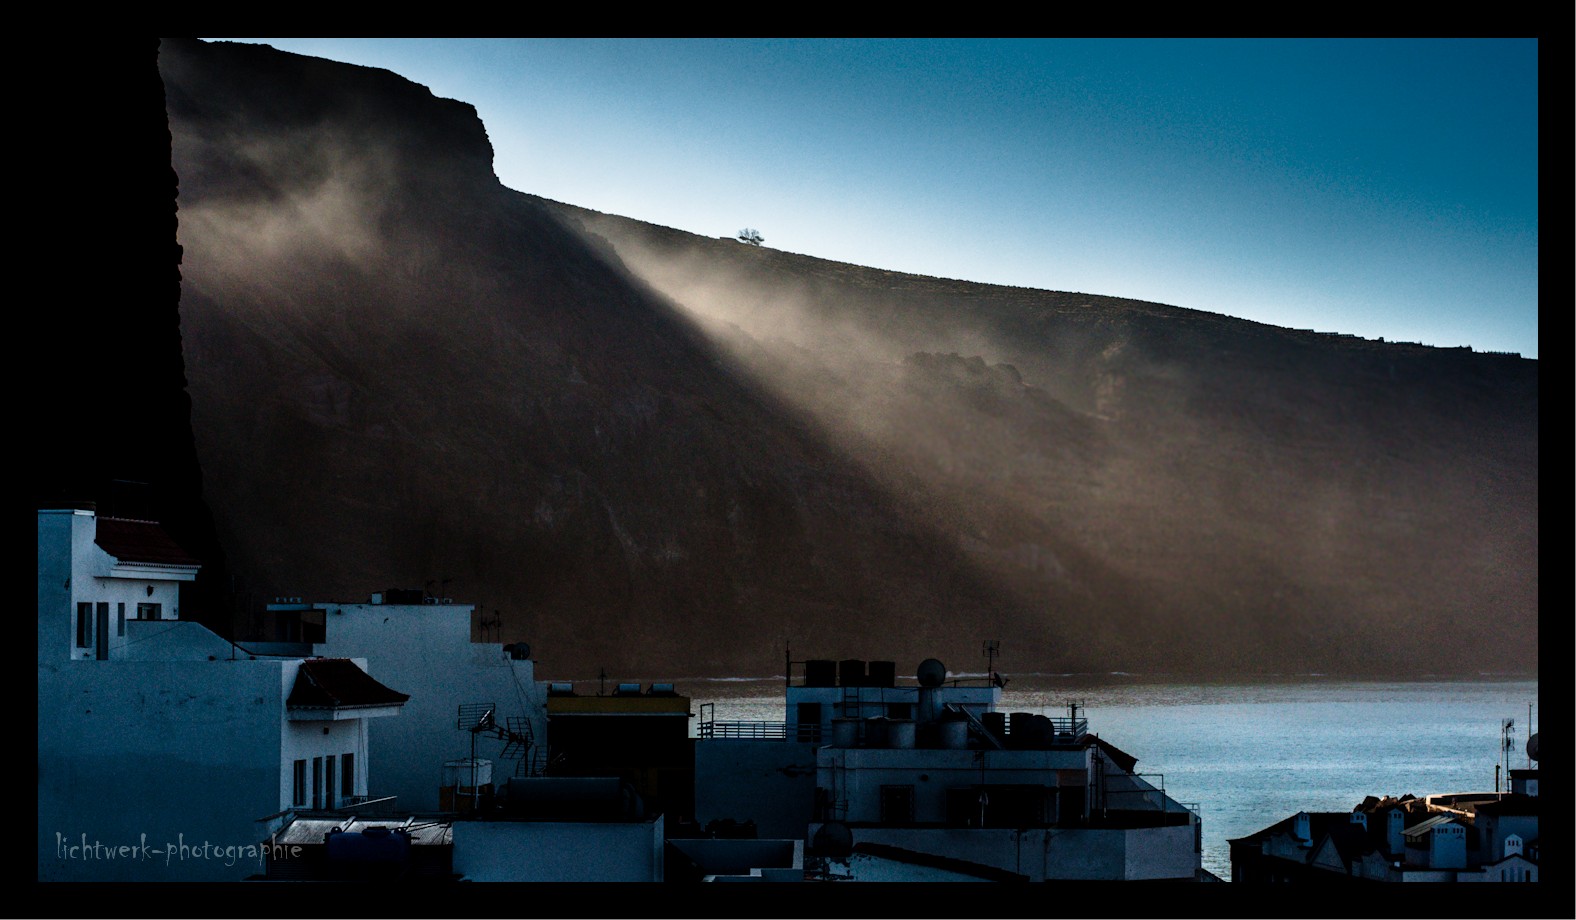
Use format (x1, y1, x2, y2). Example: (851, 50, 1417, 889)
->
(697, 720, 823, 743)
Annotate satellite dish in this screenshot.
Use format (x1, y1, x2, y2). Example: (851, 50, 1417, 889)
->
(916, 658, 946, 688)
(1526, 732, 1538, 762)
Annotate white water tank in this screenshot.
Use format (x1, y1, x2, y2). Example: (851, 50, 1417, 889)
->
(442, 758, 492, 788)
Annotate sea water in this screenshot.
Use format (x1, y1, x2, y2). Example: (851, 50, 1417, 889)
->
(678, 676, 1539, 881)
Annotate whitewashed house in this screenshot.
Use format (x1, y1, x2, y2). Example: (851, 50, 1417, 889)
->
(37, 505, 409, 882)
(259, 592, 547, 813)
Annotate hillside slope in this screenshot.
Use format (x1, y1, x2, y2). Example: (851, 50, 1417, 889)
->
(159, 37, 1537, 679)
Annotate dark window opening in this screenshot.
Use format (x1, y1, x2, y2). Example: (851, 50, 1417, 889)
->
(76, 602, 93, 648)
(880, 785, 915, 824)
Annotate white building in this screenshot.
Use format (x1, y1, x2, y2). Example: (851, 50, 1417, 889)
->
(258, 593, 547, 813)
(697, 655, 1203, 882)
(37, 506, 409, 882)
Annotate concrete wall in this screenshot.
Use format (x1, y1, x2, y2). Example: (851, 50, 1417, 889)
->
(836, 824, 1198, 881)
(1478, 813, 1538, 864)
(312, 602, 544, 812)
(1428, 823, 1466, 869)
(833, 852, 995, 882)
(38, 510, 76, 665)
(38, 659, 288, 881)
(117, 619, 238, 661)
(668, 838, 801, 879)
(451, 818, 664, 881)
(820, 747, 1087, 823)
(694, 739, 817, 839)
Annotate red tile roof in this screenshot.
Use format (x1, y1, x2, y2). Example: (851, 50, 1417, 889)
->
(287, 659, 410, 711)
(94, 517, 202, 567)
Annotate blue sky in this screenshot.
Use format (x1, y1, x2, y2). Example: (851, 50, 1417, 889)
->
(209, 38, 1539, 358)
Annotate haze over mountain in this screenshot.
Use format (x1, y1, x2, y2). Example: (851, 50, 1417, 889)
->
(149, 37, 1536, 680)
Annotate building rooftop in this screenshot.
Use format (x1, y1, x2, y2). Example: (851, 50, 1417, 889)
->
(286, 659, 410, 712)
(94, 517, 201, 567)
(270, 815, 452, 848)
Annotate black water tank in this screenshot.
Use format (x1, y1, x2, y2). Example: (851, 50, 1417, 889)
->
(1018, 713, 1053, 748)
(867, 660, 896, 687)
(805, 660, 837, 687)
(838, 659, 866, 687)
(982, 711, 1007, 740)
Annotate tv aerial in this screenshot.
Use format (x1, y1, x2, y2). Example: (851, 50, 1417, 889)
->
(982, 639, 1005, 687)
(457, 702, 537, 780)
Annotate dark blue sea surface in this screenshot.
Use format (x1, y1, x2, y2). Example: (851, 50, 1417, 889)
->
(680, 676, 1540, 881)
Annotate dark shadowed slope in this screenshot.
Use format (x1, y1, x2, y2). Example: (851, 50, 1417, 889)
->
(159, 38, 1536, 679)
(36, 38, 231, 636)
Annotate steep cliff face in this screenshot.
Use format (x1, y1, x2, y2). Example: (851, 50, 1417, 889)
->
(159, 38, 1536, 679)
(37, 38, 230, 635)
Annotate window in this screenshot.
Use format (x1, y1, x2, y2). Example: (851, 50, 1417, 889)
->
(95, 603, 110, 660)
(341, 753, 355, 798)
(116, 603, 126, 637)
(311, 757, 323, 809)
(880, 785, 915, 824)
(325, 755, 337, 809)
(292, 760, 307, 807)
(796, 703, 822, 742)
(76, 602, 93, 648)
(136, 603, 161, 621)
(886, 703, 913, 720)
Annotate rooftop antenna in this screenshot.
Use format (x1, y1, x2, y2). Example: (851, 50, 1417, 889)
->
(477, 609, 502, 644)
(982, 639, 1000, 684)
(1500, 718, 1515, 794)
(457, 703, 495, 812)
(458, 701, 535, 782)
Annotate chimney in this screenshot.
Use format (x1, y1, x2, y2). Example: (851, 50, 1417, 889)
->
(1386, 808, 1404, 855)
(1293, 812, 1311, 845)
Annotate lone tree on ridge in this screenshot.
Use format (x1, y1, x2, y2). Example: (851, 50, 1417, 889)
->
(737, 228, 765, 246)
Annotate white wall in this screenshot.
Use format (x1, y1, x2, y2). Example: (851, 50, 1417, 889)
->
(1428, 823, 1467, 869)
(38, 659, 288, 882)
(40, 509, 195, 663)
(38, 510, 77, 665)
(280, 702, 370, 809)
(312, 602, 545, 811)
(451, 818, 664, 881)
(116, 620, 239, 661)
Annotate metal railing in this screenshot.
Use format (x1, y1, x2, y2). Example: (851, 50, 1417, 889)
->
(1043, 716, 1088, 738)
(697, 720, 822, 742)
(334, 795, 399, 817)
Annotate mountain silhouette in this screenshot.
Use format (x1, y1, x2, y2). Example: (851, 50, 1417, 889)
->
(147, 37, 1535, 679)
